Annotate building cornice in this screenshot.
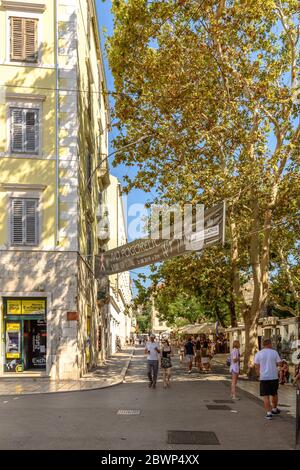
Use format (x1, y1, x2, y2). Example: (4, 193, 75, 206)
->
(0, 183, 47, 192)
(1, 1, 46, 12)
(6, 92, 46, 102)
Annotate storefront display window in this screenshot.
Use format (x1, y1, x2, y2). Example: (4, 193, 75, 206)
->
(3, 298, 47, 373)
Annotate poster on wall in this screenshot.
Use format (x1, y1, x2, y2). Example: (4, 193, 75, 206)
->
(31, 319, 47, 369)
(6, 323, 20, 358)
(5, 323, 22, 372)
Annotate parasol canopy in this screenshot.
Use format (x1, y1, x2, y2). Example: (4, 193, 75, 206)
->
(177, 322, 225, 335)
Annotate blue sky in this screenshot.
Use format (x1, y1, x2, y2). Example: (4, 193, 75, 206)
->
(96, 0, 155, 221)
(96, 1, 153, 285)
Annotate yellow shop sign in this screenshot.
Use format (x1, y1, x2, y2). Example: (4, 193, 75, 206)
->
(6, 323, 20, 332)
(22, 300, 46, 315)
(6, 352, 20, 359)
(7, 300, 22, 315)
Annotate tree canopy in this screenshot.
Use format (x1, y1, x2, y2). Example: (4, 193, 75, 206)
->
(108, 0, 300, 370)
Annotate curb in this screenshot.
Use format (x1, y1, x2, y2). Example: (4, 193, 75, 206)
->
(120, 348, 135, 382)
(0, 348, 135, 397)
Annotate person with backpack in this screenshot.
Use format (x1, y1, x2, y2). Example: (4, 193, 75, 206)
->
(229, 340, 241, 400)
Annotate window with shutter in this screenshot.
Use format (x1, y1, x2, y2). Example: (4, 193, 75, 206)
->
(10, 17, 38, 63)
(25, 109, 39, 153)
(11, 198, 38, 246)
(10, 107, 39, 154)
(87, 222, 93, 259)
(24, 19, 38, 62)
(10, 108, 23, 152)
(11, 199, 23, 245)
(10, 17, 23, 61)
(25, 199, 37, 244)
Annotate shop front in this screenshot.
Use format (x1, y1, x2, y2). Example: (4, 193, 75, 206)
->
(3, 298, 47, 373)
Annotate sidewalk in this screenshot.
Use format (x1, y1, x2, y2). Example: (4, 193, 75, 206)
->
(0, 348, 134, 396)
(212, 354, 297, 418)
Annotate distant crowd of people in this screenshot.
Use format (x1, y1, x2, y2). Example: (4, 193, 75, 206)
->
(178, 334, 227, 373)
(141, 332, 300, 421)
(143, 333, 227, 388)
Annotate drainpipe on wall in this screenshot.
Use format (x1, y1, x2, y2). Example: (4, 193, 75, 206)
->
(55, 0, 59, 246)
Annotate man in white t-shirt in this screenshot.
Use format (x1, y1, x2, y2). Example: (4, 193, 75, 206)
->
(145, 334, 160, 389)
(254, 338, 282, 420)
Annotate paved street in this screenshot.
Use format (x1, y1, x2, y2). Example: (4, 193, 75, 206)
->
(0, 349, 133, 395)
(0, 347, 296, 450)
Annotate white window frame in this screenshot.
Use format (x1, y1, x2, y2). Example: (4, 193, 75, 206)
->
(7, 100, 43, 157)
(10, 196, 40, 247)
(6, 9, 43, 66)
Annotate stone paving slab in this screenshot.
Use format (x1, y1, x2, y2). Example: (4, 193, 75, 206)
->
(0, 348, 134, 396)
(211, 354, 297, 418)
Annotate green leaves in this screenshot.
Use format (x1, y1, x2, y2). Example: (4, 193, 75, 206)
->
(107, 1, 300, 331)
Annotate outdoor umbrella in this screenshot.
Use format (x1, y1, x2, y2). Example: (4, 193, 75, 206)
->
(180, 323, 225, 335)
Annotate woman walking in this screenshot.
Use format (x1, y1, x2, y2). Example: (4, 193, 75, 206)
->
(230, 340, 240, 400)
(200, 335, 211, 372)
(161, 339, 172, 388)
(195, 336, 202, 372)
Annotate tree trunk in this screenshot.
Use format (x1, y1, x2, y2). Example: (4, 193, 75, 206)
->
(243, 310, 259, 375)
(214, 304, 225, 327)
(228, 294, 237, 327)
(243, 194, 262, 374)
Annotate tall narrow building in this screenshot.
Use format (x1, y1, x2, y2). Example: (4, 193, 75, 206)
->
(105, 175, 133, 354)
(0, 0, 110, 379)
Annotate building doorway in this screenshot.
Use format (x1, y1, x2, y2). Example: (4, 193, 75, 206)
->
(23, 319, 47, 370)
(3, 298, 47, 373)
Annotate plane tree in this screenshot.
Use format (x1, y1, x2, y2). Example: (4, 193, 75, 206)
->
(108, 0, 300, 371)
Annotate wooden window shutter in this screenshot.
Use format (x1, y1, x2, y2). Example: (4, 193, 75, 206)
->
(10, 17, 38, 62)
(11, 199, 24, 245)
(11, 199, 38, 245)
(10, 108, 39, 154)
(25, 199, 37, 245)
(25, 109, 39, 153)
(24, 18, 38, 62)
(10, 108, 23, 152)
(10, 17, 23, 61)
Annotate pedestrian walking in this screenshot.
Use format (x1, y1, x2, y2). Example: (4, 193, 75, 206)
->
(184, 336, 195, 373)
(179, 341, 184, 364)
(254, 338, 282, 420)
(200, 335, 211, 371)
(230, 340, 240, 400)
(161, 338, 172, 388)
(195, 336, 202, 372)
(145, 334, 160, 389)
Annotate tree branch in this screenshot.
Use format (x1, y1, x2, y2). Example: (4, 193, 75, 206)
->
(273, 303, 298, 316)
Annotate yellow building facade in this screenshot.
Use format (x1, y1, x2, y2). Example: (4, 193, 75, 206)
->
(0, 0, 110, 379)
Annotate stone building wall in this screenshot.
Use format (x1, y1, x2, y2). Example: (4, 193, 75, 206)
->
(0, 250, 80, 379)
